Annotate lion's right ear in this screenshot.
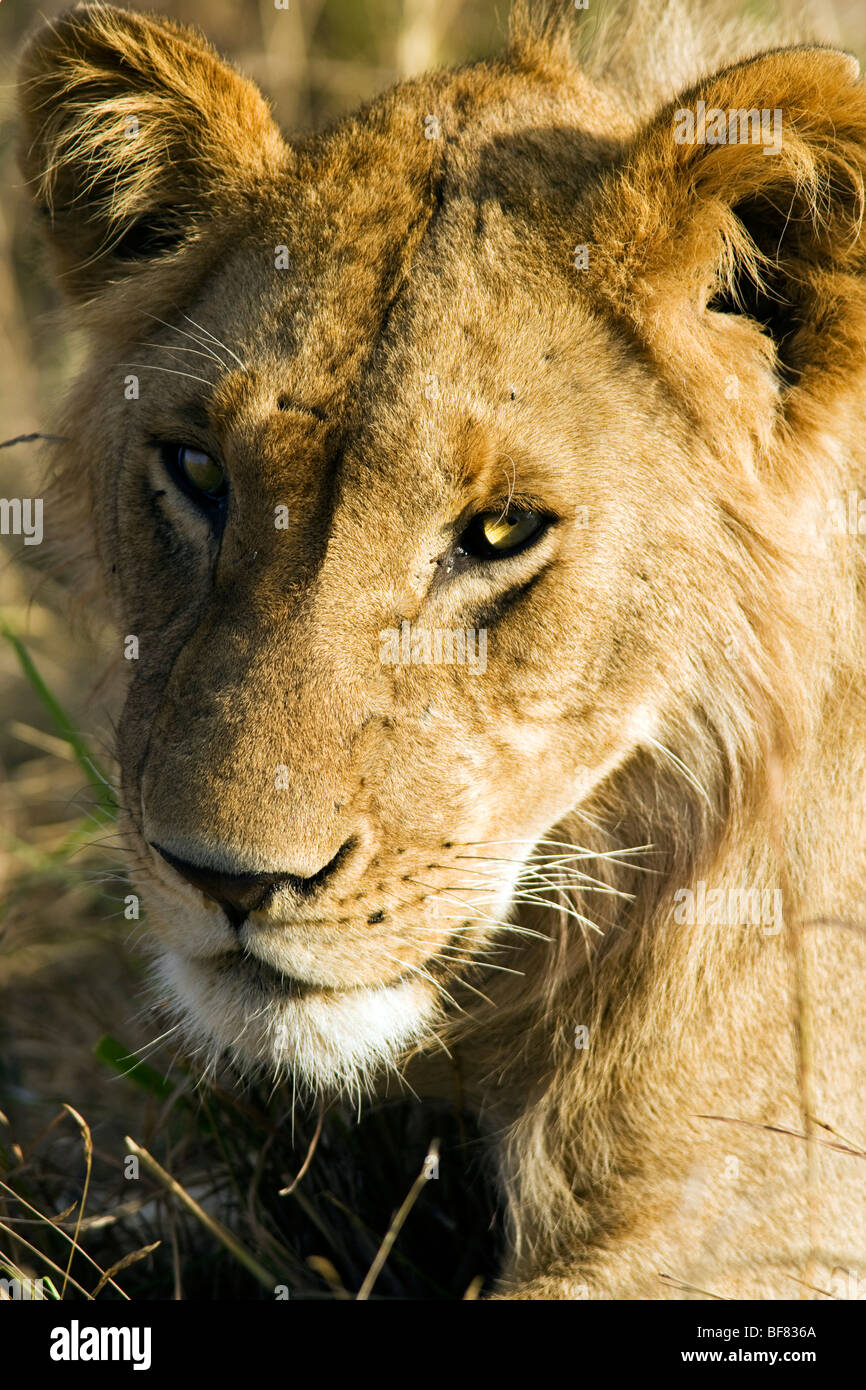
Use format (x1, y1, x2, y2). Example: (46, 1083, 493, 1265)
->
(17, 5, 287, 299)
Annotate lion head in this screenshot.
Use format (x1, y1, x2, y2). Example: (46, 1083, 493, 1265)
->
(17, 7, 866, 1295)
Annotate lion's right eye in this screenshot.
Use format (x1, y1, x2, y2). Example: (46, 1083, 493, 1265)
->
(176, 446, 226, 499)
(161, 443, 228, 509)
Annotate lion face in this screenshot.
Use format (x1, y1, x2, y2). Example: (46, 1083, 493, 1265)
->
(20, 8, 865, 1094)
(106, 229, 683, 1090)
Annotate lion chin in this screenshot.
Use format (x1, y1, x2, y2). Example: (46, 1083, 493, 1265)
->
(153, 948, 439, 1096)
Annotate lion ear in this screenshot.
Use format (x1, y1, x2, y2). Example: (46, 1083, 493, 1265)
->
(591, 47, 866, 400)
(17, 5, 287, 299)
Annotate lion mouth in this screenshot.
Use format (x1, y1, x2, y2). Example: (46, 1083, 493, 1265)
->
(215, 951, 319, 1000)
(158, 945, 444, 1093)
(215, 948, 426, 1002)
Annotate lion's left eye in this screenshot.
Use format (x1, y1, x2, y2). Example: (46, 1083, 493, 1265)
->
(458, 508, 547, 559)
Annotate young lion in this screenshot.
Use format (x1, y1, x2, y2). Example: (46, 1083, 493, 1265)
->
(17, 0, 866, 1298)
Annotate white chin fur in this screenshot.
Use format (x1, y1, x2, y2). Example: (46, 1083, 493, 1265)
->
(152, 950, 440, 1097)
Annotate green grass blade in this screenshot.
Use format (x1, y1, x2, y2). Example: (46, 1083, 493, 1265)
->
(94, 1035, 177, 1104)
(0, 621, 116, 820)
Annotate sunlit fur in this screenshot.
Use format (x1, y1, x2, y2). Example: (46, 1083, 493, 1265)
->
(18, 1, 866, 1297)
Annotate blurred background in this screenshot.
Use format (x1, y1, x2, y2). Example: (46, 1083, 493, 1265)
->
(0, 0, 863, 1301)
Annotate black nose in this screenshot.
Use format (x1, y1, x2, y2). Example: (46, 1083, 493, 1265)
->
(151, 840, 355, 930)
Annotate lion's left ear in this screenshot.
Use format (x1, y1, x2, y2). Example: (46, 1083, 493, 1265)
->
(17, 5, 288, 300)
(588, 47, 866, 416)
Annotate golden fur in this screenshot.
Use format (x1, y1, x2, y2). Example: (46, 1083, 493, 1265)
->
(17, 0, 866, 1297)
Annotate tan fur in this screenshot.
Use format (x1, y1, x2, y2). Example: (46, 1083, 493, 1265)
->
(17, 1, 866, 1298)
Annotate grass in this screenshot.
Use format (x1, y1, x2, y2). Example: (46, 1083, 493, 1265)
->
(1, 1041, 501, 1301)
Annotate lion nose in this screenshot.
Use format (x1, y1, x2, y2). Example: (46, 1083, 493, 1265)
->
(150, 840, 356, 930)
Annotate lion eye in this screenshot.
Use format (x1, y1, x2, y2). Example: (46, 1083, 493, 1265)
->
(481, 511, 543, 550)
(175, 446, 226, 500)
(459, 508, 547, 559)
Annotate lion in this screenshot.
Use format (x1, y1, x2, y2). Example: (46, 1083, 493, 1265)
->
(15, 0, 866, 1299)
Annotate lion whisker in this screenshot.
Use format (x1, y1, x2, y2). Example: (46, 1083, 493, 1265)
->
(434, 950, 525, 978)
(113, 1021, 186, 1070)
(509, 893, 605, 935)
(120, 363, 215, 388)
(146, 342, 225, 367)
(182, 312, 248, 372)
(644, 735, 714, 809)
(140, 311, 228, 368)
(436, 914, 552, 942)
(438, 860, 633, 899)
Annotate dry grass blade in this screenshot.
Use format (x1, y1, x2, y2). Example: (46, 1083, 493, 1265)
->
(0, 1216, 93, 1300)
(90, 1241, 161, 1297)
(0, 1253, 31, 1297)
(658, 1271, 728, 1300)
(306, 1255, 350, 1299)
(60, 1104, 93, 1300)
(696, 1113, 866, 1159)
(810, 1115, 866, 1155)
(0, 1176, 128, 1299)
(356, 1141, 439, 1301)
(784, 1273, 836, 1299)
(124, 1136, 277, 1292)
(0, 433, 68, 448)
(279, 1105, 324, 1196)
